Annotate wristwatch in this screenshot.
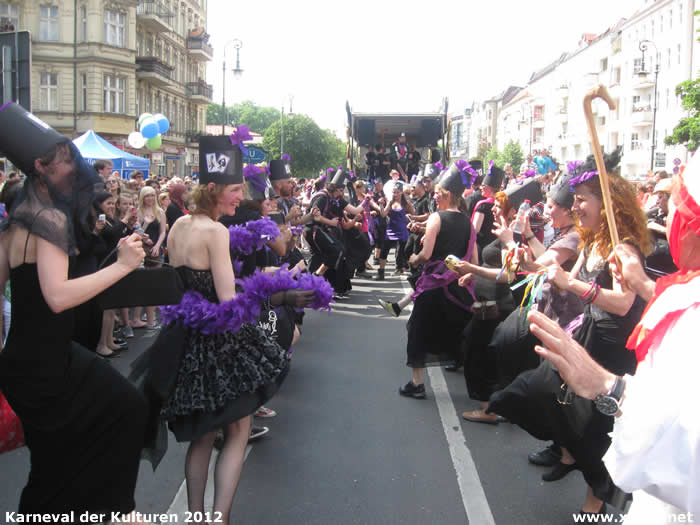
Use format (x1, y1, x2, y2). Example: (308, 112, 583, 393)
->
(594, 376, 625, 416)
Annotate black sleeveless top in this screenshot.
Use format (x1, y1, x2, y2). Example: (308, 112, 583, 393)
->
(431, 210, 470, 262)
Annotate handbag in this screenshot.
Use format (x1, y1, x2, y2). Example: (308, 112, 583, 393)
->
(95, 247, 185, 309)
(0, 391, 25, 455)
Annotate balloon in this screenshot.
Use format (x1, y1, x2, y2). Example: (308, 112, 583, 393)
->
(138, 113, 153, 127)
(145, 134, 162, 150)
(140, 117, 159, 139)
(127, 131, 146, 149)
(153, 113, 170, 134)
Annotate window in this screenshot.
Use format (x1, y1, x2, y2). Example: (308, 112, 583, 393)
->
(104, 10, 125, 47)
(164, 97, 170, 120)
(145, 92, 152, 113)
(633, 58, 644, 74)
(533, 105, 544, 120)
(172, 102, 177, 132)
(39, 6, 59, 41)
(632, 95, 641, 111)
(80, 6, 87, 41)
(533, 128, 543, 144)
(103, 74, 125, 113)
(631, 133, 641, 150)
(677, 44, 681, 65)
(81, 73, 87, 112)
(651, 20, 654, 37)
(600, 57, 608, 72)
(136, 88, 141, 116)
(660, 15, 663, 32)
(40, 73, 58, 111)
(679, 4, 682, 25)
(669, 8, 673, 29)
(613, 67, 621, 84)
(0, 3, 19, 30)
(155, 92, 161, 113)
(667, 48, 672, 68)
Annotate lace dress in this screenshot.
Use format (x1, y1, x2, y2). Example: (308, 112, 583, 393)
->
(160, 267, 291, 442)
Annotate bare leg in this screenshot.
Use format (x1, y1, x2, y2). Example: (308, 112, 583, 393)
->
(131, 306, 147, 328)
(581, 486, 604, 513)
(397, 293, 412, 309)
(291, 326, 301, 347)
(145, 306, 157, 325)
(560, 447, 575, 465)
(411, 367, 423, 385)
(185, 431, 217, 524)
(213, 416, 252, 523)
(314, 264, 328, 277)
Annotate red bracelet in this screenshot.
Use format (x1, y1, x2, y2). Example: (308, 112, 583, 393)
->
(581, 281, 597, 300)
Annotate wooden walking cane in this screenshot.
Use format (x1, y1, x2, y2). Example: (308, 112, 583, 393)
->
(583, 84, 620, 248)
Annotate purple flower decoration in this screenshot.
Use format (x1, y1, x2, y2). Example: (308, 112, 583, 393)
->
(243, 164, 267, 194)
(281, 153, 290, 162)
(522, 169, 537, 178)
(229, 125, 253, 156)
(567, 160, 584, 175)
(434, 161, 444, 172)
(326, 168, 335, 174)
(568, 170, 598, 187)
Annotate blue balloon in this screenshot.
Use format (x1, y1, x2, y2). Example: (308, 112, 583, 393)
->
(140, 117, 159, 139)
(154, 113, 170, 134)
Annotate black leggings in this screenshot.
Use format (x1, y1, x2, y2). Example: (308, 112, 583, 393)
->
(380, 239, 408, 269)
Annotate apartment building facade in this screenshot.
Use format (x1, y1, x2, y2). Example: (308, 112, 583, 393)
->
(3, 0, 212, 177)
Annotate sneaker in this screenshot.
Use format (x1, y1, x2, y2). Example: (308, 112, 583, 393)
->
(121, 325, 134, 338)
(255, 406, 277, 418)
(333, 293, 347, 301)
(378, 299, 401, 317)
(399, 381, 426, 399)
(392, 268, 404, 276)
(249, 425, 269, 442)
(145, 322, 161, 330)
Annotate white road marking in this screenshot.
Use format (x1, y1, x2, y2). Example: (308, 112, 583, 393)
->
(166, 445, 252, 519)
(401, 280, 496, 525)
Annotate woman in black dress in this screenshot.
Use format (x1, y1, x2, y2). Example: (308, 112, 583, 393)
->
(400, 164, 475, 399)
(487, 152, 652, 514)
(0, 103, 148, 520)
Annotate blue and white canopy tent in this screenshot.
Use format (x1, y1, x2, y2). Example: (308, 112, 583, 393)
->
(73, 130, 150, 179)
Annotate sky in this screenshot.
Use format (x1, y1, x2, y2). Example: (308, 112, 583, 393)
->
(205, 0, 645, 137)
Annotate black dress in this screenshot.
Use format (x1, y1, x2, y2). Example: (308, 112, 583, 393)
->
(161, 268, 291, 442)
(406, 211, 474, 368)
(488, 249, 645, 505)
(462, 239, 516, 401)
(0, 264, 147, 515)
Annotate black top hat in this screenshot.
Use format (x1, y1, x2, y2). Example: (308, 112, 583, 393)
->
(468, 159, 483, 172)
(199, 136, 243, 185)
(436, 165, 467, 196)
(548, 176, 574, 209)
(269, 159, 291, 181)
(0, 102, 70, 175)
(331, 168, 346, 186)
(483, 164, 505, 189)
(505, 178, 544, 211)
(244, 166, 278, 201)
(424, 163, 441, 181)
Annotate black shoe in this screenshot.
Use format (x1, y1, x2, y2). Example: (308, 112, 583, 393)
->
(373, 269, 385, 281)
(249, 425, 269, 442)
(542, 461, 578, 482)
(392, 268, 404, 276)
(378, 299, 401, 317)
(356, 271, 372, 279)
(528, 444, 562, 466)
(399, 381, 426, 399)
(444, 363, 462, 372)
(577, 503, 606, 517)
(373, 256, 380, 265)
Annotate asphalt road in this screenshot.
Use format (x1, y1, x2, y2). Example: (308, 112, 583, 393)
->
(0, 262, 624, 525)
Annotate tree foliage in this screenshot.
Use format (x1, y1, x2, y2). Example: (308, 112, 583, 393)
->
(206, 101, 281, 135)
(501, 140, 525, 172)
(664, 78, 700, 152)
(485, 145, 501, 168)
(262, 114, 347, 179)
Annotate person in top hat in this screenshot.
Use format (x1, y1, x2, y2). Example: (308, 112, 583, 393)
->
(394, 162, 475, 399)
(159, 135, 291, 524)
(464, 159, 484, 218)
(391, 132, 409, 181)
(0, 102, 151, 520)
(472, 162, 505, 262)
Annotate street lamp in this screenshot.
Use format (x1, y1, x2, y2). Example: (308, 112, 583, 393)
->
(280, 95, 294, 154)
(221, 39, 243, 136)
(638, 39, 659, 173)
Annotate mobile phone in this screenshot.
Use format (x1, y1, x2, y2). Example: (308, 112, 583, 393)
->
(444, 255, 461, 273)
(131, 206, 137, 216)
(98, 213, 106, 221)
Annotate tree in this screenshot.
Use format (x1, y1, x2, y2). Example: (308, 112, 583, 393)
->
(664, 78, 700, 152)
(206, 101, 281, 135)
(501, 140, 525, 172)
(476, 138, 490, 161)
(485, 145, 502, 168)
(263, 114, 347, 179)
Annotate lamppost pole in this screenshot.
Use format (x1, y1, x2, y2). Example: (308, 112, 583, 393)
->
(639, 39, 659, 173)
(280, 105, 284, 154)
(221, 39, 243, 136)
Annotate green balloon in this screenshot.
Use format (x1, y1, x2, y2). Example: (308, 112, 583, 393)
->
(138, 113, 153, 127)
(146, 134, 162, 150)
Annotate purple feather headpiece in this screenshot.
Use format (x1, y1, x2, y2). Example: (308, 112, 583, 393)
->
(454, 160, 478, 189)
(326, 168, 335, 174)
(243, 164, 267, 194)
(319, 174, 327, 182)
(488, 159, 495, 175)
(229, 125, 253, 156)
(434, 161, 443, 172)
(522, 169, 537, 178)
(281, 153, 290, 162)
(567, 160, 585, 175)
(569, 170, 598, 187)
(348, 171, 355, 180)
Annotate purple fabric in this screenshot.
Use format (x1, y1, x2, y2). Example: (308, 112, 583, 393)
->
(569, 170, 598, 187)
(228, 217, 280, 256)
(243, 165, 267, 193)
(385, 207, 409, 241)
(567, 160, 584, 175)
(229, 125, 252, 155)
(281, 153, 290, 162)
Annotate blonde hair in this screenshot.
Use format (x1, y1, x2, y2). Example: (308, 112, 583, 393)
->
(189, 184, 227, 220)
(137, 185, 163, 223)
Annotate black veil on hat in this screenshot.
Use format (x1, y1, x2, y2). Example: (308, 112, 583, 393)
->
(199, 136, 243, 185)
(505, 178, 544, 211)
(269, 158, 291, 181)
(0, 102, 102, 255)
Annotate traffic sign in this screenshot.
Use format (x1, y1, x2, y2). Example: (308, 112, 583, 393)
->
(673, 166, 680, 174)
(244, 145, 267, 164)
(673, 157, 681, 166)
(654, 152, 666, 168)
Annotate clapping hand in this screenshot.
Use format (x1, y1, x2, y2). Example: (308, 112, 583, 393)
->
(492, 215, 514, 245)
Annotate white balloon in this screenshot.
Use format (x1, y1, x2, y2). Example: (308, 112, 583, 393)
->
(128, 131, 146, 149)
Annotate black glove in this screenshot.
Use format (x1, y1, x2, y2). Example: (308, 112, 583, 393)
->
(283, 289, 316, 308)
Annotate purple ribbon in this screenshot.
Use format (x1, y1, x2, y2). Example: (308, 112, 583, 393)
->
(229, 125, 252, 156)
(243, 165, 267, 194)
(568, 170, 598, 187)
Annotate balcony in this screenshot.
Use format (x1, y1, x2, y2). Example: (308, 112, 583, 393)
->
(136, 2, 174, 33)
(186, 130, 205, 145)
(186, 81, 213, 103)
(631, 106, 653, 126)
(136, 56, 174, 87)
(187, 37, 213, 61)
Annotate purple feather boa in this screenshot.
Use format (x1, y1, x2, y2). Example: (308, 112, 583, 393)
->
(159, 266, 334, 334)
(228, 218, 281, 256)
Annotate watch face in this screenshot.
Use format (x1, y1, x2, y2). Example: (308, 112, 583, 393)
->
(595, 396, 619, 416)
